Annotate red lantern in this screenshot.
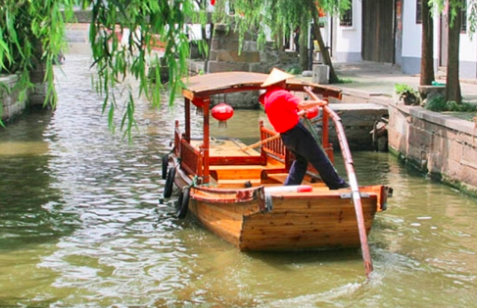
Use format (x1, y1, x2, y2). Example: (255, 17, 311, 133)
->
(211, 103, 234, 127)
(259, 93, 266, 105)
(306, 106, 320, 119)
(193, 98, 205, 115)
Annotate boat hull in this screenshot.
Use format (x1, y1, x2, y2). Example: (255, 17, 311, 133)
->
(186, 183, 385, 251)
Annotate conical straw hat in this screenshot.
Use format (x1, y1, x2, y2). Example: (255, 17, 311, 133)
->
(261, 68, 295, 87)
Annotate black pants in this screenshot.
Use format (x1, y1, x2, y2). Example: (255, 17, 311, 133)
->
(280, 122, 346, 189)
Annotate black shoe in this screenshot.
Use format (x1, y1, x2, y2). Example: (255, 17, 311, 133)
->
(330, 182, 350, 190)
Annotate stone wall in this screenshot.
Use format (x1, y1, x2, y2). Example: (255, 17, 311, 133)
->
(206, 24, 299, 109)
(387, 101, 477, 195)
(325, 103, 389, 151)
(1, 75, 27, 122)
(208, 24, 299, 75)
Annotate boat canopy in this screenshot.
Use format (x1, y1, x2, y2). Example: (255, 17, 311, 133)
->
(181, 71, 342, 100)
(181, 72, 268, 100)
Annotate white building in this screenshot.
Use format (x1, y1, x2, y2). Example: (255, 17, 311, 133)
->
(324, 0, 477, 79)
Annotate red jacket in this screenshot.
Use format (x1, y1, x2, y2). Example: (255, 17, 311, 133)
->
(264, 86, 301, 133)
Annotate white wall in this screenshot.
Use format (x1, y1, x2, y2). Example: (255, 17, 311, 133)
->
(334, 0, 362, 56)
(460, 4, 477, 62)
(460, 34, 477, 63)
(404, 0, 477, 64)
(432, 6, 440, 60)
(401, 0, 422, 58)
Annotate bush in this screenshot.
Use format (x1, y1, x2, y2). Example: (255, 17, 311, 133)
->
(336, 77, 353, 84)
(446, 101, 477, 112)
(425, 97, 477, 112)
(425, 96, 447, 111)
(286, 65, 301, 75)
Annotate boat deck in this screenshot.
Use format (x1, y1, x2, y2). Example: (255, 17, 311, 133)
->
(191, 139, 261, 157)
(190, 138, 327, 189)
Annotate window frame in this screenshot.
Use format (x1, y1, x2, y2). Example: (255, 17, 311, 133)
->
(340, 1, 353, 27)
(416, 0, 422, 24)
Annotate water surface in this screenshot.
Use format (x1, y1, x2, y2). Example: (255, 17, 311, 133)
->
(0, 53, 476, 308)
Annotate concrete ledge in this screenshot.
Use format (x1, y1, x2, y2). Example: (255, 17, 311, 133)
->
(388, 100, 477, 197)
(340, 88, 392, 106)
(393, 102, 477, 136)
(318, 103, 389, 151)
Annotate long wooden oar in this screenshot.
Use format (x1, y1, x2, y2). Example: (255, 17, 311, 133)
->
(304, 87, 373, 278)
(240, 133, 281, 152)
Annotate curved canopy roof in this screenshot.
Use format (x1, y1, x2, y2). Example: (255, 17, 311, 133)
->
(181, 72, 267, 100)
(181, 71, 342, 101)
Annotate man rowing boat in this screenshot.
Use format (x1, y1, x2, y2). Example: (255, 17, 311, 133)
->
(261, 68, 349, 190)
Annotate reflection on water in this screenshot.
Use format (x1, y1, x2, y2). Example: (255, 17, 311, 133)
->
(0, 53, 476, 307)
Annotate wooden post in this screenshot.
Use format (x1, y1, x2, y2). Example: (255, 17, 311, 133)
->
(202, 98, 210, 184)
(185, 98, 191, 142)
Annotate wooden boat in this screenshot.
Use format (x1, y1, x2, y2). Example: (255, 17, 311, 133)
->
(163, 72, 392, 260)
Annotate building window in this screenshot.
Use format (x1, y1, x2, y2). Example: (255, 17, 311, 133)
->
(340, 2, 353, 27)
(461, 0, 467, 33)
(416, 0, 422, 24)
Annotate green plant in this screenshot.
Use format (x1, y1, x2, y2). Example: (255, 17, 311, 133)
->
(394, 83, 417, 95)
(286, 65, 301, 75)
(395, 83, 420, 105)
(446, 101, 477, 112)
(336, 77, 353, 84)
(425, 95, 447, 111)
(425, 96, 477, 114)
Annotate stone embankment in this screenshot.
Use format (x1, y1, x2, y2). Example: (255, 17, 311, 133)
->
(1, 75, 27, 122)
(387, 101, 477, 196)
(334, 62, 477, 197)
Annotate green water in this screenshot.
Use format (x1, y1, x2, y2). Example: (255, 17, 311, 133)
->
(0, 54, 476, 308)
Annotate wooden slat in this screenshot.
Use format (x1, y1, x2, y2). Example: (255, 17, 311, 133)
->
(215, 168, 263, 180)
(189, 202, 243, 247)
(242, 213, 376, 227)
(240, 230, 366, 242)
(240, 214, 374, 250)
(240, 236, 362, 251)
(265, 173, 288, 183)
(240, 231, 365, 250)
(217, 179, 261, 188)
(270, 196, 377, 212)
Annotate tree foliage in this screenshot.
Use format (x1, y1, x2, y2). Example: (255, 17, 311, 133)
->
(1, 0, 353, 133)
(84, 0, 194, 139)
(1, 0, 196, 137)
(3, 0, 474, 130)
(227, 0, 349, 45)
(217, 0, 350, 82)
(0, 0, 74, 112)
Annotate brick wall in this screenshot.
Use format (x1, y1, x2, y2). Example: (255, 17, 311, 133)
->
(206, 24, 299, 109)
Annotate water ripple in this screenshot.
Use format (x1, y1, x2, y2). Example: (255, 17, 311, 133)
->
(1, 53, 477, 308)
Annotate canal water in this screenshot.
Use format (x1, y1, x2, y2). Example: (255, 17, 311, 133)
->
(1, 53, 476, 308)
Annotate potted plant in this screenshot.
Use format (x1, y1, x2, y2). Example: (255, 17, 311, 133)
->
(395, 83, 420, 106)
